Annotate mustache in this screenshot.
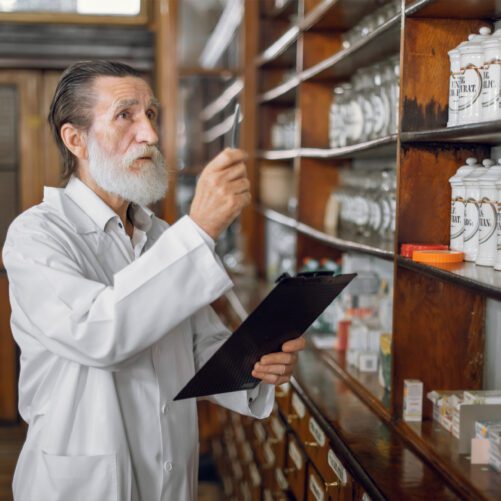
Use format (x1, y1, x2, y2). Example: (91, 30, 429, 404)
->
(123, 145, 164, 167)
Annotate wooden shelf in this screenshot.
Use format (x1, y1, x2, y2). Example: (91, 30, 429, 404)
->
(258, 76, 299, 104)
(397, 256, 501, 301)
(302, 0, 393, 31)
(256, 25, 300, 67)
(258, 136, 397, 160)
(291, 350, 459, 500)
(301, 12, 400, 82)
(257, 149, 298, 160)
(301, 135, 398, 159)
(406, 0, 501, 19)
(401, 120, 501, 145)
(257, 205, 395, 260)
(316, 347, 391, 419)
(200, 78, 243, 122)
(398, 420, 501, 501)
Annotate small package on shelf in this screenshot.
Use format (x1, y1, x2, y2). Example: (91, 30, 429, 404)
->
(427, 391, 463, 432)
(403, 379, 423, 422)
(464, 390, 501, 405)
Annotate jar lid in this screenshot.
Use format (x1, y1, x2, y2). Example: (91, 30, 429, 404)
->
(401, 244, 449, 259)
(412, 250, 464, 264)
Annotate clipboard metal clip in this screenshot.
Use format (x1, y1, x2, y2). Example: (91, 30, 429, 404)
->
(275, 270, 336, 284)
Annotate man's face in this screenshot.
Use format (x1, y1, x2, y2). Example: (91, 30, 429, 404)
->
(85, 75, 167, 206)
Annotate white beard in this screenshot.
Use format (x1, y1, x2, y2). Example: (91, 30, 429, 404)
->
(87, 135, 168, 206)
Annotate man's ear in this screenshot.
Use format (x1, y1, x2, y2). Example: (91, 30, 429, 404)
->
(60, 123, 88, 161)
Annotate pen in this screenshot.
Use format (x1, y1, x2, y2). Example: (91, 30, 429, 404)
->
(230, 103, 240, 148)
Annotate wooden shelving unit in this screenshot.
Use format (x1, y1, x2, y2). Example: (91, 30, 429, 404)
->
(197, 1, 501, 499)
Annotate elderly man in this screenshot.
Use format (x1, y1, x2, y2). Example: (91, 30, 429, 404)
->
(3, 60, 305, 501)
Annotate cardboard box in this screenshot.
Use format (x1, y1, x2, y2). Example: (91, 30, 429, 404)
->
(403, 380, 423, 422)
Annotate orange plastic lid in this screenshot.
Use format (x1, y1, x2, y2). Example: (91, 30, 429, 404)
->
(412, 250, 464, 264)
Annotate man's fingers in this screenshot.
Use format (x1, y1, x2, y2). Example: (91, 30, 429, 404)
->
(207, 148, 247, 171)
(253, 363, 294, 376)
(282, 336, 306, 353)
(221, 162, 247, 182)
(259, 352, 297, 366)
(251, 370, 290, 386)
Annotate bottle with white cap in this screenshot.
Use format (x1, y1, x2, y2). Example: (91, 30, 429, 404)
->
(476, 159, 501, 266)
(448, 35, 476, 127)
(458, 27, 492, 125)
(463, 158, 493, 261)
(481, 34, 501, 122)
(494, 174, 501, 271)
(449, 157, 479, 250)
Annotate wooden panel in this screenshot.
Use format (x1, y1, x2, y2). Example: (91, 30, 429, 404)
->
(397, 144, 489, 247)
(401, 17, 490, 131)
(298, 81, 332, 148)
(0, 273, 17, 422)
(302, 31, 342, 71)
(241, 0, 260, 264)
(41, 71, 63, 188)
(392, 266, 485, 420)
(154, 0, 178, 223)
(297, 158, 340, 229)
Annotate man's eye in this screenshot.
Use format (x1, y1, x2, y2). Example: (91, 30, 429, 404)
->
(117, 111, 129, 120)
(147, 109, 157, 120)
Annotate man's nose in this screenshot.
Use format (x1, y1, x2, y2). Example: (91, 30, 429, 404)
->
(136, 115, 159, 145)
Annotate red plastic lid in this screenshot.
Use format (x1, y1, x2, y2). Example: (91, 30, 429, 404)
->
(401, 243, 449, 258)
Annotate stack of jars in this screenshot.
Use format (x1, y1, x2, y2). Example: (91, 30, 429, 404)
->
(341, 0, 401, 50)
(324, 168, 396, 241)
(329, 56, 400, 148)
(270, 110, 296, 149)
(448, 27, 501, 126)
(449, 156, 501, 270)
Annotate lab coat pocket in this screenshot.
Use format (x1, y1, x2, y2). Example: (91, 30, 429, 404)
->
(40, 451, 118, 501)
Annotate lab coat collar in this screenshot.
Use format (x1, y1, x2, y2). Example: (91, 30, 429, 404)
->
(43, 176, 154, 235)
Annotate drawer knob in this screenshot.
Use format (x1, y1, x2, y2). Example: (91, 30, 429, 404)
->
(268, 437, 280, 444)
(283, 467, 296, 474)
(325, 481, 339, 492)
(287, 414, 299, 423)
(304, 441, 319, 448)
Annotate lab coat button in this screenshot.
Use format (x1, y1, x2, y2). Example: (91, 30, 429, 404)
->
(161, 403, 168, 414)
(164, 461, 173, 472)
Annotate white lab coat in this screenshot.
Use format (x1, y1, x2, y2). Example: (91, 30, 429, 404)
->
(2, 176, 274, 501)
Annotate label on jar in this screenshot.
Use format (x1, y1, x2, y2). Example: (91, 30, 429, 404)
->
(448, 71, 460, 119)
(464, 199, 480, 242)
(309, 473, 326, 501)
(478, 199, 497, 244)
(458, 65, 482, 110)
(309, 417, 326, 447)
(327, 449, 348, 485)
(481, 62, 501, 118)
(289, 440, 303, 470)
(291, 393, 305, 418)
(271, 416, 286, 441)
(450, 199, 465, 242)
(370, 94, 386, 137)
(498, 203, 501, 250)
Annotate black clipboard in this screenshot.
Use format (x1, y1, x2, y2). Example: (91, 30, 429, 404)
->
(174, 272, 356, 400)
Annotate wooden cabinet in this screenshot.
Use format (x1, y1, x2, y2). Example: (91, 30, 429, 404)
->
(200, 0, 501, 499)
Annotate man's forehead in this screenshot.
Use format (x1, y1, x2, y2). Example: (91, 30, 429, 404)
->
(91, 75, 156, 110)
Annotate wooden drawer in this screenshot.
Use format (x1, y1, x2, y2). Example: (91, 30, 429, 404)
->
(247, 461, 262, 501)
(287, 389, 308, 437)
(269, 413, 288, 468)
(238, 439, 255, 465)
(275, 382, 292, 415)
(307, 462, 354, 501)
(272, 466, 290, 500)
(302, 415, 353, 499)
(287, 433, 307, 500)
